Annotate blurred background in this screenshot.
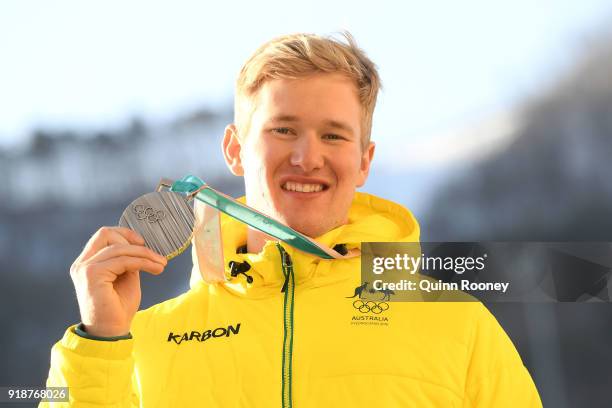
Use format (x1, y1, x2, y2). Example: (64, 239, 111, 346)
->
(1, 1, 611, 406)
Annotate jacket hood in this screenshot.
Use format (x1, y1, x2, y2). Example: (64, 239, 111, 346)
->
(189, 191, 419, 297)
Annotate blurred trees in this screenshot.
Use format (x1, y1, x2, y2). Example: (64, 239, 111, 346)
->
(424, 31, 612, 242)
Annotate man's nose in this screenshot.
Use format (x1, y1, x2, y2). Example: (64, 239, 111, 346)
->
(289, 135, 325, 172)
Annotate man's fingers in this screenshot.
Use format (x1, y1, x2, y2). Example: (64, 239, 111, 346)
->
(85, 243, 167, 266)
(116, 227, 146, 245)
(97, 256, 166, 277)
(79, 227, 145, 262)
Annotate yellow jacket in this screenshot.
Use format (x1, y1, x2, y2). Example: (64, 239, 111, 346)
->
(42, 192, 542, 407)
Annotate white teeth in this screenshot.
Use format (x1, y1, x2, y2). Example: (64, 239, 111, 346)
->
(283, 182, 324, 192)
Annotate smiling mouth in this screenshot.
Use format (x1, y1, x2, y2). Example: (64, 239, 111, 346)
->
(281, 181, 329, 193)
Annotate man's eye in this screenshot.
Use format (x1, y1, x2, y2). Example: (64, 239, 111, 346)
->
(272, 127, 292, 135)
(324, 134, 344, 140)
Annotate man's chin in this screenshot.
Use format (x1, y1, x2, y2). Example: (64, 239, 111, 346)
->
(274, 205, 342, 237)
(282, 217, 333, 239)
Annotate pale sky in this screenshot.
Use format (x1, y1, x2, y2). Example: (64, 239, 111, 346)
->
(1, 0, 611, 153)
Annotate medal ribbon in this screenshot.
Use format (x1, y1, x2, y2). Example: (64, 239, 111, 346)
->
(168, 174, 359, 260)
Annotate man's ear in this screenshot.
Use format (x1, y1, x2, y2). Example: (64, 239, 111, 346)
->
(356, 141, 375, 188)
(222, 124, 244, 176)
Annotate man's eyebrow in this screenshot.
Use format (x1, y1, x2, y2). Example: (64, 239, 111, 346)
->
(267, 115, 355, 135)
(322, 119, 355, 135)
(268, 114, 300, 123)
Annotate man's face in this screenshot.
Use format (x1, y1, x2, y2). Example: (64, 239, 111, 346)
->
(224, 72, 375, 238)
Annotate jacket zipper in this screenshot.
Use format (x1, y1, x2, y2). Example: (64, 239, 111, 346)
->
(277, 243, 295, 408)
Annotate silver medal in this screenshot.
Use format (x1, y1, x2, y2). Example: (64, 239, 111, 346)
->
(118, 191, 195, 260)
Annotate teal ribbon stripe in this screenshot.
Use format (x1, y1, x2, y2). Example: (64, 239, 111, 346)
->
(170, 175, 334, 259)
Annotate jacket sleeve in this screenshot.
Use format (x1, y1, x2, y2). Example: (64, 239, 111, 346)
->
(39, 324, 139, 407)
(463, 304, 543, 408)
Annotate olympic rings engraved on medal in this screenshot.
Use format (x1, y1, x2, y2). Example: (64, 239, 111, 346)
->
(352, 300, 390, 314)
(132, 204, 166, 223)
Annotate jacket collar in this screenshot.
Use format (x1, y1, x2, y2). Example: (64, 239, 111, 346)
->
(189, 191, 420, 297)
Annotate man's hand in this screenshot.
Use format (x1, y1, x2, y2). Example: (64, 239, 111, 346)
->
(70, 226, 168, 337)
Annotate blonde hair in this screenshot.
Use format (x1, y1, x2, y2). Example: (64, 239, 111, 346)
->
(234, 31, 381, 148)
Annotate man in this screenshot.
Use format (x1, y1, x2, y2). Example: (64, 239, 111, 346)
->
(42, 32, 542, 407)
